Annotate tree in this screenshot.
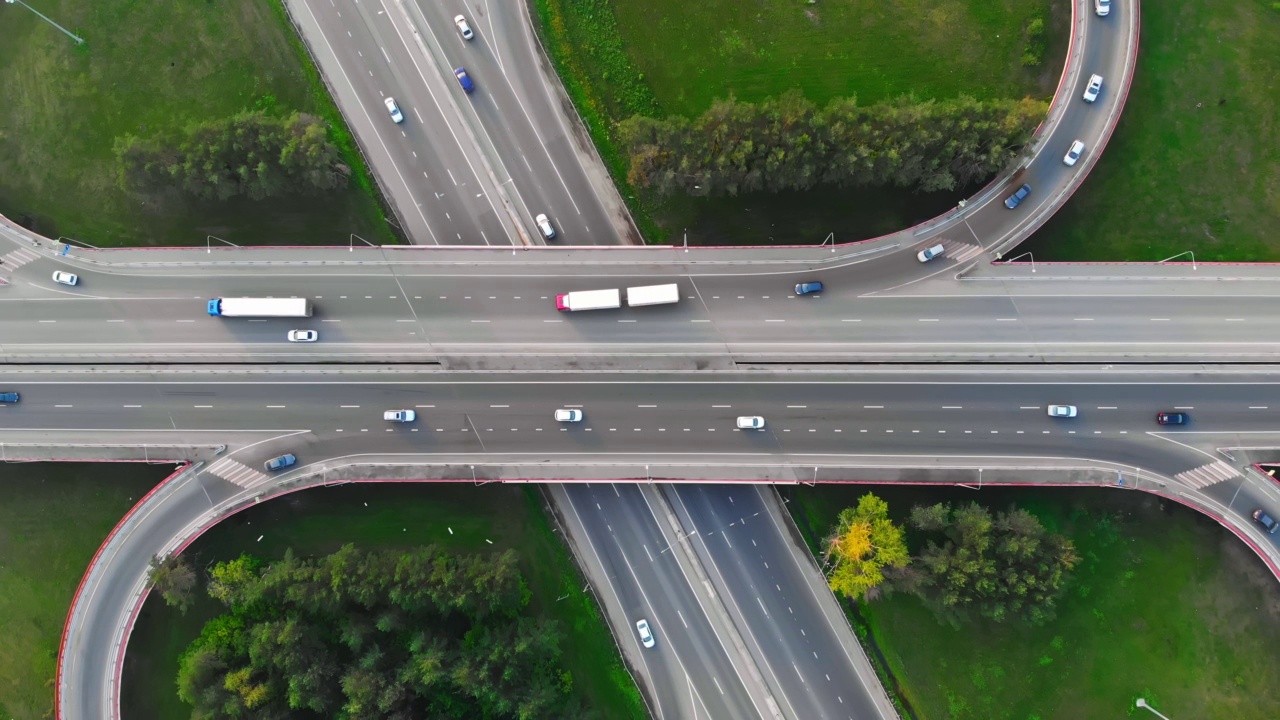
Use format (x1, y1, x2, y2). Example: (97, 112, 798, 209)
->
(824, 493, 909, 600)
(177, 544, 576, 719)
(148, 553, 198, 614)
(908, 502, 1079, 627)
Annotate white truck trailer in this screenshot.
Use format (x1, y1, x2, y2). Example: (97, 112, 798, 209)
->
(555, 289, 622, 312)
(206, 297, 312, 317)
(625, 283, 679, 307)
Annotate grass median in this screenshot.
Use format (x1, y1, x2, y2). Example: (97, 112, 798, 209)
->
(786, 484, 1280, 718)
(0, 0, 394, 247)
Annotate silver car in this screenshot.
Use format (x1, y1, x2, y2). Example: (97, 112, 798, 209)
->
(1082, 74, 1103, 103)
(635, 619, 655, 648)
(1047, 405, 1078, 418)
(1063, 140, 1085, 167)
(384, 97, 404, 123)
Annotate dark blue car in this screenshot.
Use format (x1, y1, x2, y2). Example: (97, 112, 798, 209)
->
(795, 281, 824, 296)
(0, 392, 18, 403)
(264, 453, 297, 472)
(1004, 183, 1032, 209)
(455, 68, 474, 93)
(1156, 412, 1188, 425)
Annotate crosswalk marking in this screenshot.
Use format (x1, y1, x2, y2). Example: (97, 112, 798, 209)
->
(938, 239, 985, 264)
(1173, 461, 1240, 489)
(0, 248, 40, 271)
(205, 457, 270, 489)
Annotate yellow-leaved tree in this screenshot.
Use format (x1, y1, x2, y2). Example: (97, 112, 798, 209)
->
(824, 493, 909, 600)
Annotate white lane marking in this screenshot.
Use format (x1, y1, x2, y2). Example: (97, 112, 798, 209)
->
(1074, 318, 1094, 322)
(638, 404, 656, 408)
(396, 319, 415, 323)
(122, 405, 141, 408)
(1250, 406, 1269, 409)
(765, 319, 785, 323)
(491, 405, 509, 408)
(471, 320, 490, 323)
(55, 404, 73, 408)
(38, 320, 56, 323)
(1225, 318, 1244, 322)
(1020, 406, 1040, 409)
(266, 405, 286, 408)
(996, 318, 1017, 322)
(1150, 318, 1170, 322)
(841, 319, 860, 322)
(1097, 406, 1117, 409)
(918, 318, 938, 322)
(942, 406, 962, 409)
(321, 319, 341, 323)
(176, 319, 194, 323)
(1173, 406, 1194, 409)
(863, 405, 883, 409)
(787, 405, 806, 408)
(340, 405, 360, 408)
(193, 405, 211, 408)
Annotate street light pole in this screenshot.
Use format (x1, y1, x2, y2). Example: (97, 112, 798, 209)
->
(1136, 698, 1171, 719)
(4, 0, 85, 45)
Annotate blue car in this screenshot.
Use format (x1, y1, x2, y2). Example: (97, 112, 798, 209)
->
(264, 453, 297, 472)
(455, 68, 474, 93)
(795, 281, 824, 295)
(0, 392, 19, 403)
(1004, 183, 1032, 209)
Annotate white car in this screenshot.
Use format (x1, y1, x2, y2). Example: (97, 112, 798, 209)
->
(52, 271, 79, 286)
(1047, 405, 1078, 418)
(635, 619, 655, 648)
(736, 416, 765, 429)
(1082, 74, 1103, 103)
(916, 244, 945, 263)
(384, 409, 416, 422)
(1063, 140, 1085, 167)
(384, 97, 404, 123)
(535, 213, 556, 241)
(1094, 0, 1110, 16)
(454, 14, 474, 40)
(554, 409, 583, 422)
(287, 329, 318, 343)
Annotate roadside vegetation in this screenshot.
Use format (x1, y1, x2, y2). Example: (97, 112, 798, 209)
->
(0, 463, 167, 720)
(787, 484, 1280, 718)
(1024, 0, 1280, 261)
(122, 483, 644, 720)
(0, 0, 394, 247)
(530, 0, 1060, 244)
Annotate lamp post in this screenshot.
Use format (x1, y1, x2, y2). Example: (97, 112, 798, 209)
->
(4, 0, 85, 44)
(1136, 698, 1171, 719)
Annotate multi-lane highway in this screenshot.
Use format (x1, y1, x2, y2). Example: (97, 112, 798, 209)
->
(12, 0, 1246, 719)
(285, 0, 636, 246)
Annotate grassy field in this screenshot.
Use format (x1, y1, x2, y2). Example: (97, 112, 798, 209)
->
(120, 483, 644, 720)
(612, 0, 1063, 117)
(0, 0, 395, 247)
(0, 463, 168, 720)
(1023, 0, 1280, 261)
(785, 484, 1280, 719)
(533, 0, 1061, 244)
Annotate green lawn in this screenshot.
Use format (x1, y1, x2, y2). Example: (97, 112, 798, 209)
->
(0, 463, 169, 720)
(1023, 0, 1280, 261)
(612, 0, 1062, 117)
(121, 483, 644, 720)
(785, 484, 1280, 719)
(0, 0, 395, 247)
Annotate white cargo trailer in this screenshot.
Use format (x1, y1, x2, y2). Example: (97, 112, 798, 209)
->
(555, 289, 622, 312)
(207, 297, 312, 317)
(625, 283, 679, 307)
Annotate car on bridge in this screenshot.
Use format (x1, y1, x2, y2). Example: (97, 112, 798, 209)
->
(1253, 508, 1280, 535)
(737, 415, 765, 429)
(0, 392, 18, 403)
(917, 244, 945, 262)
(555, 409, 583, 422)
(1047, 405, 1078, 418)
(264, 453, 296, 472)
(1156, 412, 1188, 425)
(1083, 74, 1104, 103)
(1004, 184, 1032, 209)
(287, 329, 318, 343)
(535, 213, 556, 241)
(1095, 0, 1111, 16)
(384, 409, 416, 422)
(52, 271, 79, 286)
(1063, 140, 1085, 167)
(795, 281, 824, 295)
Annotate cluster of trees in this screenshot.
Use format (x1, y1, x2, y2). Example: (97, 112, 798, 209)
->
(174, 544, 586, 720)
(825, 495, 1079, 627)
(115, 111, 349, 202)
(618, 90, 1047, 197)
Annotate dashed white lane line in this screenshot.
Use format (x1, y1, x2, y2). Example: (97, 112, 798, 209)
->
(471, 320, 490, 323)
(176, 319, 194, 323)
(340, 405, 360, 408)
(107, 320, 124, 323)
(786, 405, 806, 408)
(1174, 406, 1194, 409)
(1250, 406, 1269, 410)
(638, 404, 656, 408)
(1225, 318, 1244, 322)
(918, 318, 938, 322)
(55, 404, 72, 408)
(712, 405, 731, 408)
(194, 405, 212, 408)
(39, 320, 56, 323)
(691, 319, 711, 323)
(618, 319, 637, 323)
(841, 319, 860, 323)
(122, 405, 141, 408)
(1150, 318, 1170, 322)
(1074, 318, 1094, 322)
(1097, 406, 1117, 409)
(996, 318, 1017, 322)
(396, 319, 415, 323)
(1020, 406, 1040, 409)
(543, 319, 562, 323)
(863, 405, 883, 409)
(266, 405, 286, 409)
(941, 406, 962, 409)
(765, 319, 785, 323)
(321, 319, 341, 323)
(491, 405, 509, 408)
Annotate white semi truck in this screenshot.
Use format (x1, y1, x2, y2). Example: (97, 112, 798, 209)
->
(206, 297, 312, 317)
(556, 284, 679, 312)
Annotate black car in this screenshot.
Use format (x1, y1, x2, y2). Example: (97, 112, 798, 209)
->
(1156, 412, 1188, 425)
(1253, 509, 1280, 535)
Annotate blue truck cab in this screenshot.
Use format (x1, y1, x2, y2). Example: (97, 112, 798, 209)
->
(207, 299, 222, 316)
